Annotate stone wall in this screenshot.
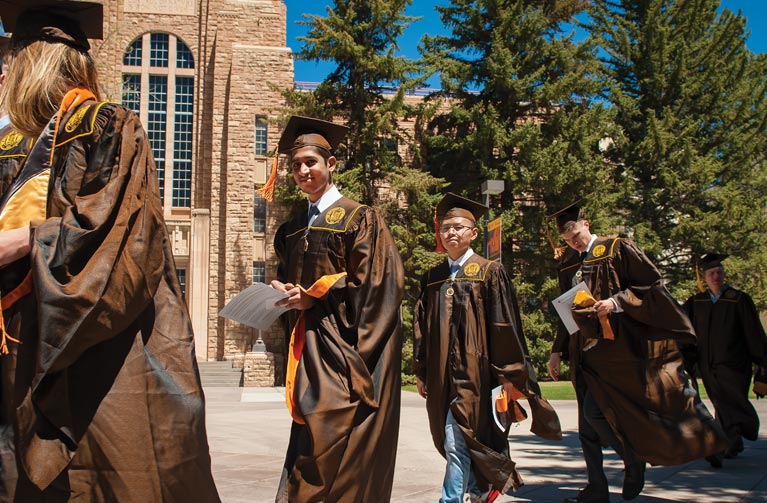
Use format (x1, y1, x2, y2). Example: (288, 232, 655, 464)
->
(94, 0, 294, 383)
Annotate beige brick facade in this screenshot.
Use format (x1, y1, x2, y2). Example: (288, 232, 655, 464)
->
(93, 0, 293, 379)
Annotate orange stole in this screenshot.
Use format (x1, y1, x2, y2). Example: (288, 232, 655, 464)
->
(285, 272, 348, 424)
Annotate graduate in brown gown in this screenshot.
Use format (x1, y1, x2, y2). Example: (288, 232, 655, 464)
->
(683, 253, 767, 465)
(0, 75, 31, 501)
(0, 2, 220, 501)
(547, 202, 727, 503)
(414, 193, 561, 503)
(269, 116, 404, 503)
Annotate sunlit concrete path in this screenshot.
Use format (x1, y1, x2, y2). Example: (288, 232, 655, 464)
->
(205, 388, 767, 502)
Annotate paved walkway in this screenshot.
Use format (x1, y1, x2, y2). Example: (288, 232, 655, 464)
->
(206, 387, 767, 502)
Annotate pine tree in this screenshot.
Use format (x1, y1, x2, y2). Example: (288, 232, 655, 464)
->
(283, 0, 425, 205)
(418, 0, 618, 375)
(589, 0, 767, 303)
(280, 1, 449, 381)
(379, 166, 447, 383)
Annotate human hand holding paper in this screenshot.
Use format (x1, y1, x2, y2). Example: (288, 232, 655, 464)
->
(271, 280, 316, 311)
(219, 282, 290, 330)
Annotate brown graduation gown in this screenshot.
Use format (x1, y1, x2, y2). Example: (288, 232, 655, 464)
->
(414, 254, 561, 494)
(274, 196, 404, 503)
(0, 124, 32, 502)
(683, 287, 767, 442)
(553, 237, 727, 466)
(2, 100, 220, 502)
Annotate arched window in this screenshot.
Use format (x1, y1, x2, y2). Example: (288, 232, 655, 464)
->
(121, 33, 194, 209)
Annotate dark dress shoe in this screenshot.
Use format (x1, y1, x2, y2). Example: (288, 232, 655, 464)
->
(724, 437, 744, 458)
(562, 483, 610, 503)
(622, 462, 646, 500)
(706, 453, 723, 468)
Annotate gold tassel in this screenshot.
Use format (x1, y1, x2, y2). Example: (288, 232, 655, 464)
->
(256, 156, 279, 202)
(544, 224, 567, 259)
(696, 264, 705, 293)
(0, 295, 22, 355)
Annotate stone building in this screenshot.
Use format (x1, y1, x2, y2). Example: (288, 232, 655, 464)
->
(93, 0, 294, 382)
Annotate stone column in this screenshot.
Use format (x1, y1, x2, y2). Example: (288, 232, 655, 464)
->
(190, 209, 211, 361)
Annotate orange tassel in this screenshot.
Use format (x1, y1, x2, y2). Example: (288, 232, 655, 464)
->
(256, 156, 279, 202)
(0, 246, 35, 357)
(696, 264, 705, 293)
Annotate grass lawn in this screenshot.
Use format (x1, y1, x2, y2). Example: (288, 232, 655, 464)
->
(401, 381, 577, 399)
(404, 380, 760, 401)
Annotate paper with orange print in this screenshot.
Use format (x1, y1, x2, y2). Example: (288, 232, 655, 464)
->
(552, 281, 590, 334)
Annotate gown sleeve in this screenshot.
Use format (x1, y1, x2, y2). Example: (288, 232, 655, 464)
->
(30, 105, 165, 382)
(324, 207, 404, 406)
(611, 239, 695, 339)
(413, 273, 429, 381)
(738, 293, 767, 367)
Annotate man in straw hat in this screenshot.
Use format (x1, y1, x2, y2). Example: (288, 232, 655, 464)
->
(268, 116, 404, 503)
(414, 192, 561, 503)
(547, 201, 727, 503)
(683, 253, 767, 466)
(0, 2, 219, 501)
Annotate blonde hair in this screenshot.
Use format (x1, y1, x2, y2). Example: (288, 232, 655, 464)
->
(0, 41, 100, 138)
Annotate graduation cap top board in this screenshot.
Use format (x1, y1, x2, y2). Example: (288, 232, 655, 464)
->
(0, 0, 103, 52)
(547, 200, 585, 233)
(699, 253, 728, 271)
(277, 115, 349, 155)
(257, 116, 349, 202)
(436, 192, 488, 224)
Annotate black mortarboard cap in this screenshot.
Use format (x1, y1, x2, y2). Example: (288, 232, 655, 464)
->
(699, 253, 728, 271)
(547, 200, 584, 233)
(1, 0, 103, 52)
(277, 115, 349, 155)
(436, 192, 487, 223)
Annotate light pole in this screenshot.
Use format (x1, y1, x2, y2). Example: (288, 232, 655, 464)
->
(481, 179, 504, 259)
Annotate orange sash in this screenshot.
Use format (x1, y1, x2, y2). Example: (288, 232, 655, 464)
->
(284, 272, 347, 424)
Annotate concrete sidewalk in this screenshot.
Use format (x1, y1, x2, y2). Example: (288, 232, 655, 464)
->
(206, 387, 767, 502)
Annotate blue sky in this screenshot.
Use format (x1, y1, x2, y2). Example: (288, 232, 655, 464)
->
(284, 0, 767, 87)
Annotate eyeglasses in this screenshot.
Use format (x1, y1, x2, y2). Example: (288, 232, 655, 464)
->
(439, 224, 475, 234)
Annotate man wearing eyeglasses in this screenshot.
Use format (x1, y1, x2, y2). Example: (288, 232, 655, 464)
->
(414, 192, 561, 503)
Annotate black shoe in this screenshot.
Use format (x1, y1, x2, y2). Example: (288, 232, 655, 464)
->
(622, 462, 646, 500)
(724, 437, 744, 458)
(705, 453, 723, 468)
(562, 483, 610, 503)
